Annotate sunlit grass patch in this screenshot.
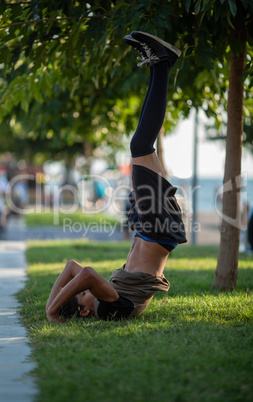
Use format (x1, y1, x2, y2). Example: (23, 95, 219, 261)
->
(18, 240, 253, 402)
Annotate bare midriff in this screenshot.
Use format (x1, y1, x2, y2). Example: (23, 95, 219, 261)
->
(125, 237, 169, 277)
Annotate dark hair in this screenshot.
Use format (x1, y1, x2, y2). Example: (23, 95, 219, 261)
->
(59, 296, 84, 319)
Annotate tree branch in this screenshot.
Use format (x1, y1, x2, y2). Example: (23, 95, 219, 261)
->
(0, 33, 70, 50)
(0, 14, 109, 30)
(6, 1, 32, 4)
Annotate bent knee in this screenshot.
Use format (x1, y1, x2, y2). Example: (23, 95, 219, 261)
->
(82, 266, 93, 274)
(66, 260, 78, 268)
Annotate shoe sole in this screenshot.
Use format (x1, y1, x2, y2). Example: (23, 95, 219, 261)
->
(124, 35, 143, 49)
(131, 31, 181, 58)
(124, 35, 147, 59)
(124, 35, 139, 44)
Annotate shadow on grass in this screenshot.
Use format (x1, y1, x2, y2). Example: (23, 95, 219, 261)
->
(171, 244, 219, 258)
(165, 267, 253, 295)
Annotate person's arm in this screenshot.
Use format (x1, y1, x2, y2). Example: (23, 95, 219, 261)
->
(46, 265, 119, 323)
(46, 260, 83, 313)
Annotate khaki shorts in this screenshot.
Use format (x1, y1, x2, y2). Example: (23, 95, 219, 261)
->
(94, 265, 170, 320)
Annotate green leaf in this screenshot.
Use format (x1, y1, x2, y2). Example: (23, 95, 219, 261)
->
(73, 5, 83, 21)
(201, 0, 214, 13)
(185, 0, 191, 13)
(21, 92, 29, 113)
(33, 84, 43, 103)
(194, 0, 202, 14)
(25, 31, 38, 57)
(228, 0, 237, 16)
(32, 45, 46, 72)
(136, 3, 145, 11)
(70, 23, 80, 49)
(0, 47, 11, 66)
(40, 72, 52, 97)
(11, 46, 22, 66)
(226, 12, 235, 29)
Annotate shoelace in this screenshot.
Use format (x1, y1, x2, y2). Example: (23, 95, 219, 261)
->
(137, 54, 160, 67)
(136, 42, 160, 67)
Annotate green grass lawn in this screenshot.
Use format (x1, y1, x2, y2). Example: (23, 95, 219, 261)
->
(18, 241, 253, 402)
(25, 211, 120, 226)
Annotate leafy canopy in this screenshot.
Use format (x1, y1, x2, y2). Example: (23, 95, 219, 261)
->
(0, 0, 252, 162)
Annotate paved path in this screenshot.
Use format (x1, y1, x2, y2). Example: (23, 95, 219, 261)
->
(0, 241, 37, 402)
(0, 213, 221, 244)
(0, 215, 129, 242)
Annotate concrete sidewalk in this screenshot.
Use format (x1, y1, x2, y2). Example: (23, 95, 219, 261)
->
(0, 241, 37, 402)
(0, 213, 221, 244)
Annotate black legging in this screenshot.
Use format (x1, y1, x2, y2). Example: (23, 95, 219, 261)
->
(130, 61, 170, 158)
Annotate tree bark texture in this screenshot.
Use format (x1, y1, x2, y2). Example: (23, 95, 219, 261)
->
(212, 40, 246, 290)
(157, 127, 168, 176)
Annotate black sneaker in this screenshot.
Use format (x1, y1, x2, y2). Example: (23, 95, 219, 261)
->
(124, 34, 160, 67)
(131, 31, 181, 67)
(124, 35, 146, 58)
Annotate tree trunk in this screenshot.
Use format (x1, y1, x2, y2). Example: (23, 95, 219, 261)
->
(157, 127, 168, 176)
(83, 140, 93, 174)
(212, 37, 246, 290)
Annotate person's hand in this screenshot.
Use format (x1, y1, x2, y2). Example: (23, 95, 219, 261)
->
(46, 310, 65, 324)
